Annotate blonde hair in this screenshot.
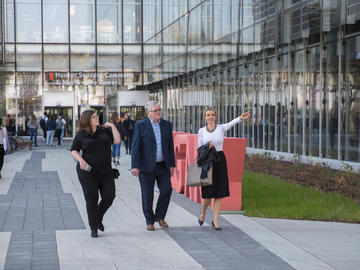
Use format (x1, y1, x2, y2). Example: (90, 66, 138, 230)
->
(203, 107, 217, 118)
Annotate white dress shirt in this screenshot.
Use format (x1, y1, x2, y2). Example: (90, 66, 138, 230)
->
(198, 118, 241, 151)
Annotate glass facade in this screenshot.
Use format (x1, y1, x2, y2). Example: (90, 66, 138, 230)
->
(144, 0, 360, 164)
(0, 0, 359, 163)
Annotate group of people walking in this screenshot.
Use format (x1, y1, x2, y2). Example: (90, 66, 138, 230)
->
(71, 101, 250, 237)
(39, 112, 67, 146)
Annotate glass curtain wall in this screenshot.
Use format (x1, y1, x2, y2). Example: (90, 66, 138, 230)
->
(157, 1, 360, 164)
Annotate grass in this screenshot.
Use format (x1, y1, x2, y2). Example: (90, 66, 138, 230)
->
(242, 170, 360, 223)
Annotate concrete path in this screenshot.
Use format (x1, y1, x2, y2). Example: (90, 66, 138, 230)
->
(0, 143, 358, 270)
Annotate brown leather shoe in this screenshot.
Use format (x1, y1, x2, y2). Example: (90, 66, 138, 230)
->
(146, 224, 155, 231)
(155, 218, 169, 228)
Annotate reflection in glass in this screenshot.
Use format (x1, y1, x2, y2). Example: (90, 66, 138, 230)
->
(17, 45, 42, 72)
(44, 45, 69, 71)
(123, 1, 141, 43)
(123, 45, 141, 72)
(323, 42, 338, 159)
(97, 45, 122, 71)
(43, 0, 68, 43)
(70, 45, 96, 71)
(97, 2, 121, 43)
(70, 0, 95, 43)
(16, 0, 41, 42)
(307, 46, 321, 157)
(5, 0, 14, 42)
(343, 36, 360, 162)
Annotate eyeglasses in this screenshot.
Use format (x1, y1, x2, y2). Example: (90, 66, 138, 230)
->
(91, 115, 99, 119)
(150, 109, 162, 113)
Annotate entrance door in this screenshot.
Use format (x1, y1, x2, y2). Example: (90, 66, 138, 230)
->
(90, 106, 105, 124)
(120, 106, 145, 121)
(44, 106, 73, 137)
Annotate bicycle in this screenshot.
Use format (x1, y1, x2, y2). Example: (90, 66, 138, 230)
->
(14, 136, 33, 150)
(7, 136, 33, 153)
(8, 137, 17, 154)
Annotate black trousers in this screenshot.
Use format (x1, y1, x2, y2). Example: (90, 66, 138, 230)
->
(125, 134, 133, 153)
(76, 164, 116, 231)
(42, 127, 47, 139)
(0, 145, 4, 171)
(138, 162, 172, 225)
(55, 129, 61, 145)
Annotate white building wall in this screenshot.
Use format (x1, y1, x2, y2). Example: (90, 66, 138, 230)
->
(117, 90, 149, 106)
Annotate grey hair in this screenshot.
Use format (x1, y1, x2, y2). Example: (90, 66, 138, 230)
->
(146, 101, 160, 112)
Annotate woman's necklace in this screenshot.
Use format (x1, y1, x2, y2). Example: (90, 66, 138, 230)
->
(206, 124, 217, 133)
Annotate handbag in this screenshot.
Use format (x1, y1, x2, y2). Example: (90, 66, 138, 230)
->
(112, 161, 120, 180)
(186, 163, 213, 187)
(112, 168, 120, 179)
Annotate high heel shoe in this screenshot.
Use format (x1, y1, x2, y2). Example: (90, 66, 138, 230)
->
(212, 221, 222, 231)
(198, 213, 205, 226)
(98, 221, 104, 232)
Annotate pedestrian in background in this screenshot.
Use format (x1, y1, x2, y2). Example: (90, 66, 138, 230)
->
(45, 115, 56, 146)
(55, 115, 64, 145)
(124, 113, 135, 154)
(28, 114, 39, 147)
(110, 112, 126, 165)
(0, 118, 10, 179)
(70, 110, 120, 238)
(60, 116, 66, 144)
(131, 101, 175, 231)
(197, 107, 250, 230)
(40, 112, 48, 141)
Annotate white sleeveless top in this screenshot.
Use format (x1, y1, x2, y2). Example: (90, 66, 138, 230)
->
(197, 118, 241, 151)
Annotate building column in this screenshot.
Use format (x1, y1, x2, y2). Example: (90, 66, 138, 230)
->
(162, 81, 168, 119)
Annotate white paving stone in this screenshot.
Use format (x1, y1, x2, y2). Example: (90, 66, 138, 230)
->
(251, 217, 360, 270)
(224, 215, 337, 270)
(0, 232, 11, 270)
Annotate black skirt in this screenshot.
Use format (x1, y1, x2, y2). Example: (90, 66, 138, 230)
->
(201, 151, 229, 199)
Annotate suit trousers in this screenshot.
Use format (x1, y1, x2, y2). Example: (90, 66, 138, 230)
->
(76, 164, 116, 231)
(138, 162, 172, 225)
(0, 145, 4, 171)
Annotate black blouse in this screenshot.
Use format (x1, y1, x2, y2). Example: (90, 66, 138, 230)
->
(70, 127, 114, 168)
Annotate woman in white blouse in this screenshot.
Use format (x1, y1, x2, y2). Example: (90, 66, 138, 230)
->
(198, 107, 250, 230)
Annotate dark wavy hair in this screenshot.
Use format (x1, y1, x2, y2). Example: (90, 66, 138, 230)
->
(79, 110, 101, 134)
(110, 112, 119, 124)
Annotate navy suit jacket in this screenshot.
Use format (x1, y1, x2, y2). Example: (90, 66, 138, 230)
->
(131, 117, 175, 172)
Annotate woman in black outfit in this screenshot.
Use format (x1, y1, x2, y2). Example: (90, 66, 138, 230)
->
(71, 110, 120, 238)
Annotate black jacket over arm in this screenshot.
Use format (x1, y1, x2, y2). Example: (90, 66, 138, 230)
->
(197, 143, 220, 179)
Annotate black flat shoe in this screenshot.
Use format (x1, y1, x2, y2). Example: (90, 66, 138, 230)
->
(91, 230, 98, 238)
(198, 213, 204, 226)
(98, 221, 104, 232)
(212, 221, 222, 231)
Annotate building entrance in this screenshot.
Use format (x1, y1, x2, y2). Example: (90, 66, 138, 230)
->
(44, 106, 73, 137)
(90, 106, 105, 124)
(120, 106, 146, 121)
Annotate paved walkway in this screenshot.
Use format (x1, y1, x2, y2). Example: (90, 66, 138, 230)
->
(0, 143, 359, 270)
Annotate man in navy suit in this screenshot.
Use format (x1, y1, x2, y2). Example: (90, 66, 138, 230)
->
(131, 101, 175, 231)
